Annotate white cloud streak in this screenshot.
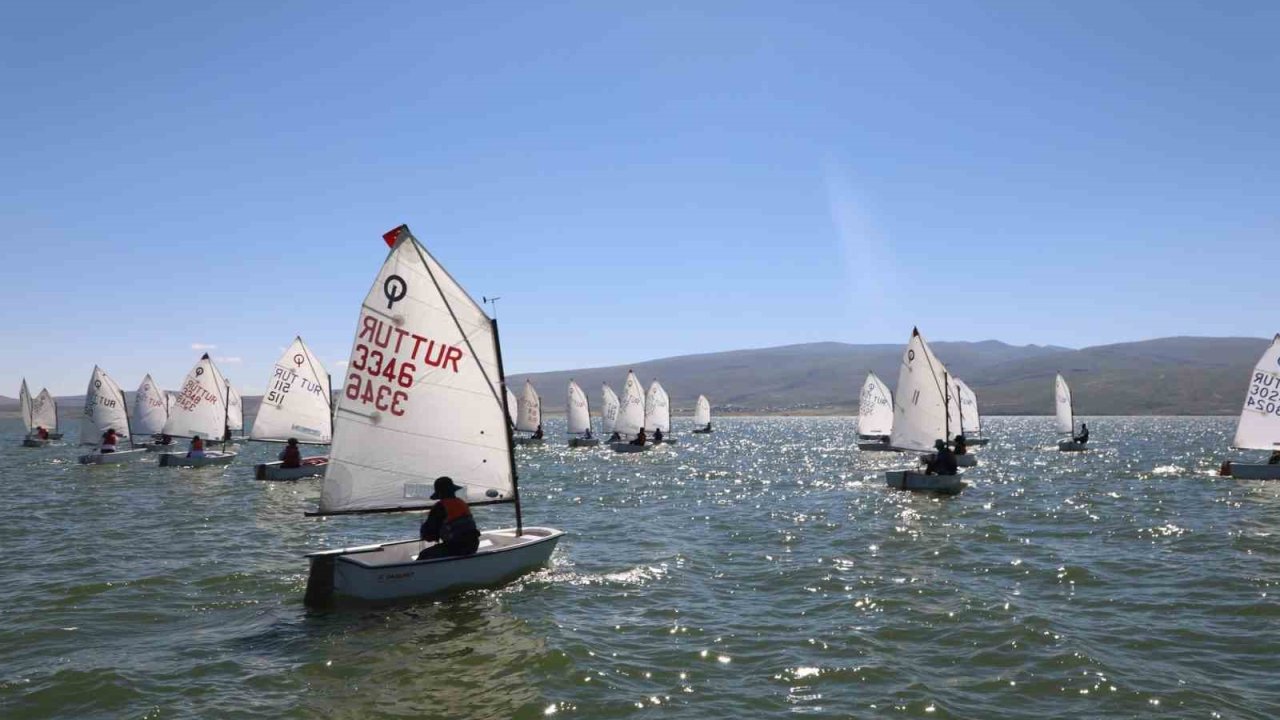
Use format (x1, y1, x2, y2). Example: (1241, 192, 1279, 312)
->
(191, 343, 217, 350)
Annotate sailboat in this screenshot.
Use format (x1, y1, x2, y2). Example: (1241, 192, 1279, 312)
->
(601, 383, 620, 440)
(947, 377, 978, 467)
(645, 380, 676, 444)
(1055, 374, 1087, 452)
(505, 387, 518, 427)
(132, 374, 174, 450)
(610, 371, 649, 453)
(1220, 334, 1280, 479)
(78, 366, 148, 464)
(566, 380, 598, 447)
(856, 372, 894, 451)
(157, 354, 238, 467)
(225, 384, 246, 442)
(884, 329, 966, 494)
(692, 394, 713, 433)
(513, 380, 544, 445)
(302, 224, 563, 605)
(19, 380, 49, 446)
(251, 336, 334, 480)
(26, 386, 63, 442)
(955, 378, 988, 446)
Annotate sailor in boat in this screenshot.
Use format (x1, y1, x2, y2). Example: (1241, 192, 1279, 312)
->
(35, 426, 50, 441)
(630, 428, 647, 446)
(609, 431, 622, 442)
(416, 477, 481, 561)
(100, 428, 119, 454)
(653, 427, 664, 444)
(187, 435, 206, 459)
(953, 434, 968, 455)
(1074, 423, 1090, 445)
(1269, 450, 1280, 465)
(583, 427, 594, 440)
(702, 422, 713, 433)
(923, 440, 958, 476)
(154, 433, 173, 446)
(532, 424, 544, 440)
(279, 438, 303, 469)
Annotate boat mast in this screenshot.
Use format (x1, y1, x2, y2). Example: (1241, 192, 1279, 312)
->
(492, 318, 523, 536)
(122, 379, 135, 450)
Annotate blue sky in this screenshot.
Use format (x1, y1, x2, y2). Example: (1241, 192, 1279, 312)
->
(2, 1, 1276, 395)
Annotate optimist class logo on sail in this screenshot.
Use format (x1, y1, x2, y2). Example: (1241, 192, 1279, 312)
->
(344, 288, 467, 417)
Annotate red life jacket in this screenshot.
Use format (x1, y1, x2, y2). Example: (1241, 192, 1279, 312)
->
(192, 437, 204, 451)
(438, 497, 478, 545)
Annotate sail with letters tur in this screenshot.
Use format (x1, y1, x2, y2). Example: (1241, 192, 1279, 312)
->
(304, 224, 562, 605)
(858, 372, 893, 438)
(644, 380, 672, 434)
(601, 383, 620, 435)
(32, 388, 59, 434)
(515, 380, 542, 435)
(567, 380, 592, 437)
(80, 366, 132, 444)
(162, 354, 231, 440)
(132, 374, 169, 436)
(250, 337, 333, 445)
(1054, 374, 1074, 436)
(1232, 335, 1280, 451)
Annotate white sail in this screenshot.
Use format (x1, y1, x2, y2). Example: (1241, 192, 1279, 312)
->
(250, 337, 333, 444)
(1054, 373, 1074, 435)
(615, 371, 645, 438)
(644, 380, 671, 433)
(226, 385, 244, 432)
(80, 365, 131, 445)
(163, 354, 230, 440)
(166, 391, 176, 414)
(320, 225, 513, 515)
(32, 389, 58, 431)
(601, 383, 620, 434)
(132, 374, 169, 436)
(516, 380, 541, 433)
(857, 372, 893, 437)
(956, 379, 981, 435)
(505, 387, 518, 426)
(889, 329, 952, 453)
(694, 395, 711, 426)
(19, 380, 34, 432)
(1232, 334, 1280, 451)
(567, 380, 591, 435)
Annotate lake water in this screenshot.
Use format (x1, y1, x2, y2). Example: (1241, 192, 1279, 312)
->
(1, 416, 1277, 718)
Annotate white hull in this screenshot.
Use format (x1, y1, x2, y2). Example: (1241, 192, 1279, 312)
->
(255, 457, 329, 481)
(568, 437, 599, 448)
(22, 437, 50, 448)
(611, 442, 649, 453)
(1058, 441, 1088, 452)
(158, 451, 237, 468)
(305, 526, 563, 604)
(1228, 463, 1280, 480)
(885, 470, 965, 495)
(78, 448, 148, 465)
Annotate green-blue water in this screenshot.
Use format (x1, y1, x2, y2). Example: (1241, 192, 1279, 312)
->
(1, 416, 1277, 718)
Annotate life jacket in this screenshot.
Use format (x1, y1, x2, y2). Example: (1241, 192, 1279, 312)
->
(281, 445, 302, 468)
(192, 437, 204, 451)
(437, 497, 479, 546)
(101, 432, 117, 451)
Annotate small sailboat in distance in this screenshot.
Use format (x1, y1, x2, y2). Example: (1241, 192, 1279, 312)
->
(856, 372, 894, 451)
(611, 371, 649, 453)
(1055, 374, 1088, 452)
(157, 354, 239, 467)
(955, 378, 988, 446)
(303, 224, 563, 605)
(692, 394, 713, 433)
(1220, 334, 1280, 479)
(601, 383, 621, 440)
(132, 374, 174, 450)
(885, 329, 966, 494)
(645, 380, 676, 444)
(78, 366, 147, 464)
(19, 380, 49, 447)
(225, 384, 246, 442)
(514, 380, 544, 445)
(251, 336, 333, 480)
(947, 377, 978, 467)
(29, 387, 63, 442)
(567, 380, 598, 447)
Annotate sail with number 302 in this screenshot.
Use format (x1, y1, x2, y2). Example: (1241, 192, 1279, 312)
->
(305, 224, 563, 605)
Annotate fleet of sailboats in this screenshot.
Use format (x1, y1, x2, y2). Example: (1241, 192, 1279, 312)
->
(302, 224, 562, 604)
(250, 337, 333, 480)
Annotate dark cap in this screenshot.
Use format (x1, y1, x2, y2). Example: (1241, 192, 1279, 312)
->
(430, 476, 463, 500)
(287, 438, 298, 445)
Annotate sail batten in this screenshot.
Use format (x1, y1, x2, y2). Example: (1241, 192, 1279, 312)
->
(858, 372, 893, 437)
(250, 337, 333, 444)
(1232, 334, 1280, 450)
(319, 227, 513, 515)
(601, 383, 620, 434)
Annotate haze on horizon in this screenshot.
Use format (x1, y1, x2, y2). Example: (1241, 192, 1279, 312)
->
(2, 1, 1276, 395)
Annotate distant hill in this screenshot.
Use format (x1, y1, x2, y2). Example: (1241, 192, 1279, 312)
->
(1, 336, 1266, 418)
(508, 336, 1266, 416)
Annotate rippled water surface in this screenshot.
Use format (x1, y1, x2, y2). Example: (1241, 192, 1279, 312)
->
(2, 416, 1278, 718)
